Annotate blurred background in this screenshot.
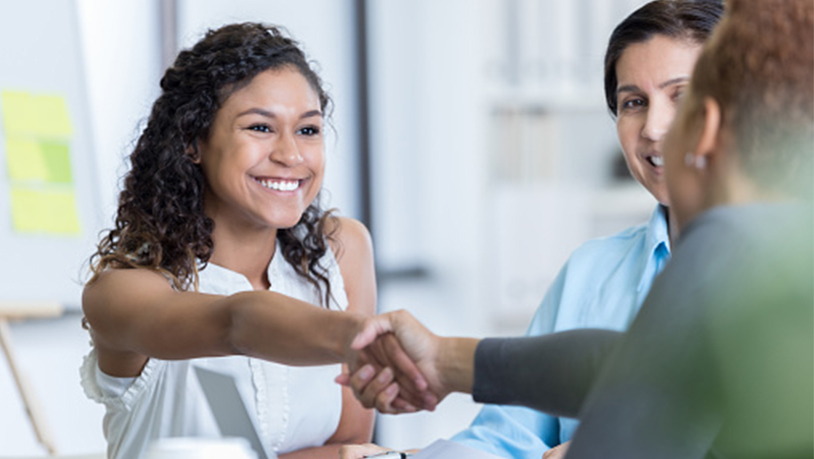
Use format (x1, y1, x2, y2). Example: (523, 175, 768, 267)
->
(0, 0, 655, 455)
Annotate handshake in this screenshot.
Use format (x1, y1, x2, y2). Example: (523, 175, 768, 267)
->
(337, 310, 481, 414)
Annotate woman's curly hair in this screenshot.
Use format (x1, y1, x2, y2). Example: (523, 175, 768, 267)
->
(686, 0, 813, 199)
(88, 22, 339, 306)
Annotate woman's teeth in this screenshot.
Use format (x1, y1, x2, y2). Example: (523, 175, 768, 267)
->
(256, 178, 299, 191)
(648, 156, 664, 167)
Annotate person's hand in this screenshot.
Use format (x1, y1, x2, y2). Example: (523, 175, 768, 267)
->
(345, 312, 435, 411)
(340, 310, 449, 412)
(349, 333, 431, 412)
(338, 443, 392, 459)
(542, 441, 570, 459)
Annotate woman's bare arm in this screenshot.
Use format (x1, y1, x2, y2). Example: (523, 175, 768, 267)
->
(83, 266, 366, 377)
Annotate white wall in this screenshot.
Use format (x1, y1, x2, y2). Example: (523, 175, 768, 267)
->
(78, 0, 163, 228)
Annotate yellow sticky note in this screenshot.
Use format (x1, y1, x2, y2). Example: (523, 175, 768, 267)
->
(0, 91, 72, 138)
(31, 94, 72, 137)
(11, 187, 81, 234)
(5, 137, 48, 181)
(1, 91, 35, 136)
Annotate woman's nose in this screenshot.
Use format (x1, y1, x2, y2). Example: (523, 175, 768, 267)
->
(642, 100, 673, 142)
(269, 133, 303, 166)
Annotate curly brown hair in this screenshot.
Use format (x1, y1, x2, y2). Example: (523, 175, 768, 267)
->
(88, 23, 340, 306)
(688, 0, 814, 198)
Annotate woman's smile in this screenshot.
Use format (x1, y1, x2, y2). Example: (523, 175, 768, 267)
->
(251, 176, 305, 192)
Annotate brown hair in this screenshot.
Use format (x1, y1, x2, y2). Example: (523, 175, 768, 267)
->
(689, 0, 814, 197)
(88, 23, 339, 306)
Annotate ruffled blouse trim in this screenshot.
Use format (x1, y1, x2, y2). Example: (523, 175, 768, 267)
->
(80, 348, 164, 410)
(79, 348, 104, 403)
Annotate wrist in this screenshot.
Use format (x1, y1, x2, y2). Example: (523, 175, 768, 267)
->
(435, 337, 479, 395)
(336, 312, 367, 362)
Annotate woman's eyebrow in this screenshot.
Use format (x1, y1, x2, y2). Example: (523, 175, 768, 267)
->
(300, 110, 322, 119)
(617, 84, 641, 96)
(658, 76, 691, 89)
(617, 76, 692, 96)
(235, 108, 323, 119)
(236, 107, 275, 118)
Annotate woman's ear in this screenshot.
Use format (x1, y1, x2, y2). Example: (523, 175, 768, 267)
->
(695, 96, 723, 163)
(187, 140, 202, 164)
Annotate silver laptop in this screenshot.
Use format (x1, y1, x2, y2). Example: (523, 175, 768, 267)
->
(194, 366, 276, 459)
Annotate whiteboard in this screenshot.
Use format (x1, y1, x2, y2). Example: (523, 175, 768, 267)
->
(0, 1, 102, 309)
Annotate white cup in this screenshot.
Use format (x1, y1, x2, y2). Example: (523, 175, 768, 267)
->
(143, 437, 258, 459)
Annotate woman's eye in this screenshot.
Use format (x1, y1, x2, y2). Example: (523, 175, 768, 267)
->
(248, 124, 272, 133)
(298, 126, 321, 136)
(621, 98, 646, 111)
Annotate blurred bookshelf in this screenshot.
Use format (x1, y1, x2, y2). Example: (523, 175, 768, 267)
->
(478, 0, 653, 333)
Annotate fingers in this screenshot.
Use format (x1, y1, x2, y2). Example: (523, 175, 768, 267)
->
(342, 363, 419, 413)
(381, 333, 428, 391)
(380, 334, 437, 410)
(542, 441, 570, 459)
(344, 310, 446, 414)
(352, 366, 409, 413)
(360, 366, 394, 407)
(367, 334, 430, 409)
(338, 443, 392, 459)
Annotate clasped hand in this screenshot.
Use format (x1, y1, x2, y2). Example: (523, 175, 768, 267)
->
(339, 310, 450, 414)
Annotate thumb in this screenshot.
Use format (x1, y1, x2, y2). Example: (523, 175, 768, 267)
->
(335, 372, 350, 386)
(350, 315, 394, 350)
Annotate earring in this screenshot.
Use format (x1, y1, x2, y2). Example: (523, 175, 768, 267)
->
(684, 152, 706, 170)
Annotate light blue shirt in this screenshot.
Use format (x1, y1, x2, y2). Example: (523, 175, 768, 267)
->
(450, 205, 671, 459)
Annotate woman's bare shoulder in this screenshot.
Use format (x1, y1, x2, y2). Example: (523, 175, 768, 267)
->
(82, 268, 174, 315)
(326, 216, 373, 262)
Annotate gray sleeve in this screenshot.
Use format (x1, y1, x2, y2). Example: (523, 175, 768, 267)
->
(472, 328, 621, 418)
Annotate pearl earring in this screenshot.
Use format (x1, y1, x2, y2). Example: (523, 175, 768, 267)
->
(684, 152, 706, 169)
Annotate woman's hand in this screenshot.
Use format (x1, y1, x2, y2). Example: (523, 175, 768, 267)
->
(338, 443, 392, 459)
(542, 441, 570, 459)
(342, 310, 480, 414)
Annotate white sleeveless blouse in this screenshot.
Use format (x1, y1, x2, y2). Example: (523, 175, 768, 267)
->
(81, 242, 348, 459)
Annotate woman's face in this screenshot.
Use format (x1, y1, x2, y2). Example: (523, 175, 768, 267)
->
(615, 35, 703, 206)
(197, 67, 325, 231)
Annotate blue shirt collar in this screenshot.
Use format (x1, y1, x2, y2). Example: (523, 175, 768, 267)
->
(637, 204, 671, 292)
(647, 204, 671, 254)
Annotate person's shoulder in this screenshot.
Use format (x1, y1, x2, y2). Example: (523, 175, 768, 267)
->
(85, 267, 173, 294)
(83, 268, 174, 309)
(326, 216, 373, 263)
(569, 221, 650, 264)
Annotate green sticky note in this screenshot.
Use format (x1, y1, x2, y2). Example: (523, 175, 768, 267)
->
(40, 142, 72, 183)
(4, 139, 72, 183)
(5, 137, 48, 181)
(1, 91, 35, 136)
(11, 186, 81, 234)
(31, 94, 72, 138)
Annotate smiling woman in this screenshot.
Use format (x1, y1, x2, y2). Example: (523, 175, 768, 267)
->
(78, 23, 394, 459)
(614, 34, 701, 206)
(195, 68, 328, 282)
